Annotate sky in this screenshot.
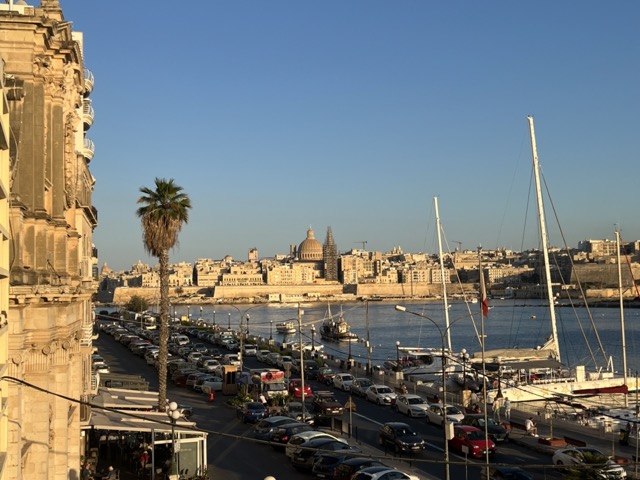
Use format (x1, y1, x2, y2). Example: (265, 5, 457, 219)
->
(57, 1, 639, 272)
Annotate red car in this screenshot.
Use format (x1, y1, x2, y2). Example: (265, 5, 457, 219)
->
(317, 367, 337, 385)
(288, 379, 312, 399)
(448, 425, 496, 458)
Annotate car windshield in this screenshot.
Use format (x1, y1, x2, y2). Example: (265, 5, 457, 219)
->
(445, 406, 461, 415)
(377, 387, 392, 394)
(408, 397, 426, 405)
(467, 430, 486, 441)
(395, 427, 416, 436)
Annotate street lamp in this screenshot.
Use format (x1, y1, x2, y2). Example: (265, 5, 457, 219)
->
(395, 340, 400, 370)
(246, 314, 250, 336)
(213, 310, 216, 327)
(269, 319, 273, 341)
(228, 313, 231, 330)
(187, 305, 190, 323)
(348, 337, 353, 370)
(311, 324, 315, 351)
(459, 348, 470, 392)
(167, 401, 181, 479)
(396, 305, 450, 480)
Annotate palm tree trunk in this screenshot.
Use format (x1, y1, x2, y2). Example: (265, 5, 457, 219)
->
(157, 248, 170, 410)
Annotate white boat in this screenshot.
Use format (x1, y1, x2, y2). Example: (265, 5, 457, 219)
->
(483, 116, 628, 403)
(275, 321, 296, 335)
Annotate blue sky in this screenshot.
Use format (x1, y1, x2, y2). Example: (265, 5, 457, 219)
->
(60, 1, 639, 271)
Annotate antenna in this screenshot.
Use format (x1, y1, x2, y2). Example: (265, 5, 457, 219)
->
(354, 241, 368, 250)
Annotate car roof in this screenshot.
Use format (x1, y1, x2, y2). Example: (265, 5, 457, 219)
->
(456, 425, 480, 432)
(383, 422, 411, 428)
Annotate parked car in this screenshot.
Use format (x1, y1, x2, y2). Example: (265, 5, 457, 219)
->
(243, 344, 257, 356)
(352, 467, 421, 480)
(256, 350, 271, 362)
(277, 355, 293, 369)
(551, 447, 627, 478)
(312, 452, 361, 479)
(393, 394, 430, 418)
(333, 373, 355, 391)
(425, 403, 465, 426)
(365, 385, 397, 405)
(332, 458, 388, 480)
(285, 431, 339, 460)
(270, 422, 314, 449)
(459, 414, 510, 442)
(266, 352, 282, 366)
(252, 416, 295, 441)
(351, 378, 374, 397)
(290, 437, 356, 471)
(200, 376, 223, 393)
(304, 360, 321, 380)
(448, 425, 496, 458)
(282, 401, 315, 424)
(288, 379, 313, 399)
(236, 402, 268, 423)
(378, 422, 426, 454)
(200, 358, 221, 373)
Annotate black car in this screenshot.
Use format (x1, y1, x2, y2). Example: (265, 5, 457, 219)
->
(328, 457, 388, 480)
(270, 422, 314, 449)
(304, 360, 321, 380)
(291, 437, 359, 471)
(235, 402, 268, 423)
(378, 422, 426, 454)
(459, 414, 510, 442)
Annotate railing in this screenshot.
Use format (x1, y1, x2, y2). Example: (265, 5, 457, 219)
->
(82, 137, 94, 161)
(83, 68, 94, 95)
(82, 99, 94, 127)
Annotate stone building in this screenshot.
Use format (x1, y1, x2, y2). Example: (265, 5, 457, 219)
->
(323, 226, 338, 282)
(1, 1, 98, 478)
(0, 58, 12, 480)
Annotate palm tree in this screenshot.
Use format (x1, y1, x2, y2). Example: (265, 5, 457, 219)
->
(137, 178, 191, 409)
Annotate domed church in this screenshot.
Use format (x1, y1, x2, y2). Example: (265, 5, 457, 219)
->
(298, 227, 323, 261)
(293, 226, 339, 282)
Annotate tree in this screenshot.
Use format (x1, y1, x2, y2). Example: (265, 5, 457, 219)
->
(125, 294, 149, 313)
(136, 178, 191, 409)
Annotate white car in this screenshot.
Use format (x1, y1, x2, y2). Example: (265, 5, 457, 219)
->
(333, 373, 355, 391)
(365, 385, 397, 405)
(243, 344, 257, 356)
(201, 376, 224, 393)
(551, 447, 627, 478)
(425, 403, 465, 426)
(200, 358, 221, 373)
(393, 394, 430, 418)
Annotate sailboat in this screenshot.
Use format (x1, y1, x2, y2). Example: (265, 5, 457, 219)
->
(483, 116, 628, 403)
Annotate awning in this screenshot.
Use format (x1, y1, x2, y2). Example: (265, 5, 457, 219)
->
(92, 387, 159, 410)
(85, 409, 201, 435)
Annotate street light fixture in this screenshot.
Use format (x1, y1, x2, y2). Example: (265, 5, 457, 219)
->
(395, 305, 450, 480)
(246, 314, 250, 336)
(228, 313, 231, 330)
(213, 310, 216, 327)
(311, 324, 316, 352)
(395, 340, 400, 370)
(459, 348, 470, 392)
(167, 401, 182, 479)
(269, 320, 273, 341)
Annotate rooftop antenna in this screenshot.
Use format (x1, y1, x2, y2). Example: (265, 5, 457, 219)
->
(354, 241, 367, 250)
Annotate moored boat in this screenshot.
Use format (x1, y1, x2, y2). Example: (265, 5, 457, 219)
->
(320, 305, 358, 342)
(275, 321, 296, 335)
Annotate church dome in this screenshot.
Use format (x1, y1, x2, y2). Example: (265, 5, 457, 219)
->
(298, 227, 323, 261)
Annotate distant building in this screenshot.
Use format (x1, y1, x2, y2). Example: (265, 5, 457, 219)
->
(323, 226, 339, 281)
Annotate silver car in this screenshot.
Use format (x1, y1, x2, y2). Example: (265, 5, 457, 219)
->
(393, 394, 429, 418)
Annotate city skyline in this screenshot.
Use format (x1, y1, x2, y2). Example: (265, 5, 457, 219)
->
(60, 1, 639, 271)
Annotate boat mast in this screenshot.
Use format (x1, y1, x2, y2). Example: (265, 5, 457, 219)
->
(434, 196, 452, 351)
(527, 115, 561, 363)
(616, 228, 628, 403)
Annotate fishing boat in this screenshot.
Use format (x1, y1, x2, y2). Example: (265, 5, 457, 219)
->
(275, 321, 296, 335)
(320, 305, 358, 342)
(482, 116, 628, 403)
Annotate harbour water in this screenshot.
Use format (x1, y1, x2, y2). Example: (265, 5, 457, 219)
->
(170, 299, 640, 375)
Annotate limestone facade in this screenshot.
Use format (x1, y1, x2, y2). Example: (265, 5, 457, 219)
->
(0, 1, 97, 478)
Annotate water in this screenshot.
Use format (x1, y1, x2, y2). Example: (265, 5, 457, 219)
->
(169, 300, 640, 374)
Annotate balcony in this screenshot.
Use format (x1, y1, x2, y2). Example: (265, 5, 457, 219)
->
(83, 68, 94, 95)
(82, 137, 94, 161)
(82, 98, 94, 128)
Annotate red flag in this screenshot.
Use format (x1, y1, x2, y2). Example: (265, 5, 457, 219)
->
(480, 267, 489, 318)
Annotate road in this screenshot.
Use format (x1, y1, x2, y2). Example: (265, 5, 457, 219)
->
(94, 329, 588, 479)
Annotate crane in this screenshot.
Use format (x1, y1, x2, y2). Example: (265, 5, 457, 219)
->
(354, 241, 368, 250)
(453, 241, 462, 252)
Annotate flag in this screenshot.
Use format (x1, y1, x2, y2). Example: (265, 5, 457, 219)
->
(479, 265, 489, 318)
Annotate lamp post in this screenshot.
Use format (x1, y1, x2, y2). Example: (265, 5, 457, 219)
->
(269, 320, 273, 341)
(167, 401, 181, 479)
(348, 336, 353, 370)
(311, 324, 315, 352)
(228, 313, 231, 330)
(246, 314, 250, 336)
(187, 305, 190, 323)
(395, 340, 400, 370)
(213, 310, 216, 327)
(396, 305, 450, 480)
(459, 348, 470, 392)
